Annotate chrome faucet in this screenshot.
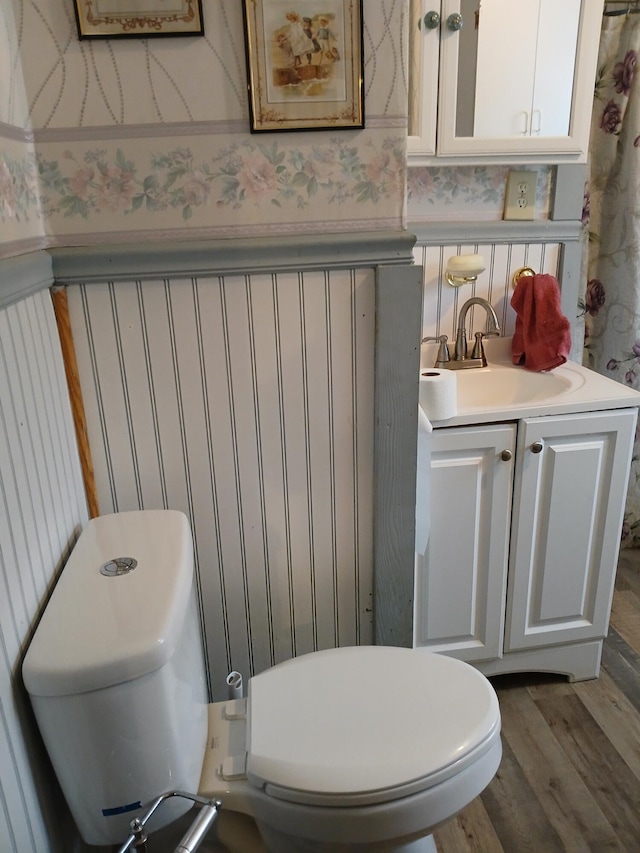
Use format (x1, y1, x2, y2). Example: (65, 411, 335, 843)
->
(422, 297, 500, 370)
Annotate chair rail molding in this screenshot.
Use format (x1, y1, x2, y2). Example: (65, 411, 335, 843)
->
(0, 251, 54, 310)
(50, 231, 418, 283)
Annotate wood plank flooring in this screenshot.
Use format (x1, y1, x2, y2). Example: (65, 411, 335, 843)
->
(137, 551, 640, 853)
(434, 549, 640, 853)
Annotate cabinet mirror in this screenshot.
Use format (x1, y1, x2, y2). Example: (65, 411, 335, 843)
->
(408, 0, 603, 163)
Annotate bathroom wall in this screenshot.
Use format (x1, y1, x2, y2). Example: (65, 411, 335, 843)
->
(0, 0, 409, 257)
(65, 265, 376, 695)
(0, 258, 89, 852)
(0, 2, 45, 255)
(417, 241, 562, 339)
(408, 164, 555, 223)
(0, 0, 561, 261)
(0, 3, 587, 851)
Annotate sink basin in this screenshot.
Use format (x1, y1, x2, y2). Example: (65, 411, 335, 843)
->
(420, 361, 586, 416)
(419, 337, 640, 425)
(454, 364, 584, 408)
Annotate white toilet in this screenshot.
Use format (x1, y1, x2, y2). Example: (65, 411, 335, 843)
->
(23, 510, 501, 852)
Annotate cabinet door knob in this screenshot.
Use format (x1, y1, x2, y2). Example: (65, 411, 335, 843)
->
(420, 11, 440, 29)
(531, 440, 544, 454)
(446, 12, 463, 31)
(500, 449, 512, 462)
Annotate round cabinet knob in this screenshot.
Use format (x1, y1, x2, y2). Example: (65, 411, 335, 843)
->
(447, 12, 464, 31)
(500, 449, 512, 462)
(423, 11, 440, 29)
(531, 440, 544, 454)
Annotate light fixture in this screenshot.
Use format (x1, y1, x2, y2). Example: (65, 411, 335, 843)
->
(445, 254, 486, 287)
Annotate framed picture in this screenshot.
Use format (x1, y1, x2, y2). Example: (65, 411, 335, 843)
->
(73, 0, 204, 39)
(242, 1, 364, 132)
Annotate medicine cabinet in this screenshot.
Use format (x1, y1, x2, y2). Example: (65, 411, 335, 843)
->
(408, 0, 604, 164)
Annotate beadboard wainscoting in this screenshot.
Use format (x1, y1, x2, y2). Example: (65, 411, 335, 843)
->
(0, 255, 88, 853)
(55, 235, 423, 699)
(67, 271, 375, 697)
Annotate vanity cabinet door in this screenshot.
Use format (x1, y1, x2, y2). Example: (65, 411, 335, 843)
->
(414, 423, 515, 660)
(505, 409, 637, 653)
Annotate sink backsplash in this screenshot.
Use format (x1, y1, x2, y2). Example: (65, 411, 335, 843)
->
(414, 240, 562, 344)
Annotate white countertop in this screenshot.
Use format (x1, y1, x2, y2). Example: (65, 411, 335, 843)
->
(421, 338, 640, 428)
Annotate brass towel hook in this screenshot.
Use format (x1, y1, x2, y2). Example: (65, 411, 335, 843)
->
(512, 267, 536, 289)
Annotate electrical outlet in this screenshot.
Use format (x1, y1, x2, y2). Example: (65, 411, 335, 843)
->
(504, 169, 537, 220)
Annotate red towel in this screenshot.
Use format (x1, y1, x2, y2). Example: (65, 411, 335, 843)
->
(511, 273, 571, 372)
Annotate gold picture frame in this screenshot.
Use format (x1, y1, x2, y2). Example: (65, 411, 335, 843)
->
(73, 0, 204, 39)
(242, 0, 364, 132)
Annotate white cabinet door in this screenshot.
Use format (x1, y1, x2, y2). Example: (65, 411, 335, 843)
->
(506, 410, 637, 652)
(414, 423, 515, 660)
(407, 0, 441, 156)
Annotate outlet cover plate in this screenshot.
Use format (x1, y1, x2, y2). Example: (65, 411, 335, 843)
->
(504, 169, 537, 221)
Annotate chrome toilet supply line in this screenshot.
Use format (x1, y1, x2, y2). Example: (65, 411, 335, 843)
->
(116, 791, 222, 853)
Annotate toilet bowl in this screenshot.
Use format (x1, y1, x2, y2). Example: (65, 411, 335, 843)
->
(201, 646, 501, 853)
(22, 510, 501, 852)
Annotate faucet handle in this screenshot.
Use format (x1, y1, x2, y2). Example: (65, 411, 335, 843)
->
(422, 335, 450, 366)
(470, 330, 501, 365)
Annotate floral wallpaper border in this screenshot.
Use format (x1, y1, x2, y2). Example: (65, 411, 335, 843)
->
(1, 130, 407, 240)
(407, 165, 553, 221)
(3, 136, 558, 249)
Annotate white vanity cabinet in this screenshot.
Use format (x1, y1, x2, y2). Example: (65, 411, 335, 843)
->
(415, 408, 638, 680)
(408, 0, 603, 164)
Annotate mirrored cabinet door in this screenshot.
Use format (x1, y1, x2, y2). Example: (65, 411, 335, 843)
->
(408, 0, 604, 164)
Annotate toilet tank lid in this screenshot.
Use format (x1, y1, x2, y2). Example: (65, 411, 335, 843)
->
(23, 511, 194, 698)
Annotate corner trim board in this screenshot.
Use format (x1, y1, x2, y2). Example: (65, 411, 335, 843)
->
(0, 251, 54, 311)
(373, 263, 423, 648)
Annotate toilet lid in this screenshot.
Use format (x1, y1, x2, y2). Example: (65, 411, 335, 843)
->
(246, 646, 500, 807)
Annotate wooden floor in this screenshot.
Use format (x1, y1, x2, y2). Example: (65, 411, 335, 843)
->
(434, 549, 640, 853)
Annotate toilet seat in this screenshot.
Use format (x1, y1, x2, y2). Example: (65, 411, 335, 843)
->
(245, 646, 500, 808)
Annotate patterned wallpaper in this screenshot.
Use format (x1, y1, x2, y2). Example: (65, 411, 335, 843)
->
(407, 164, 554, 222)
(0, 0, 557, 255)
(0, 133, 43, 247)
(0, 0, 410, 254)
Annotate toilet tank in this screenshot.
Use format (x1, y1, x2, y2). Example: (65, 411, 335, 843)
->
(22, 510, 208, 847)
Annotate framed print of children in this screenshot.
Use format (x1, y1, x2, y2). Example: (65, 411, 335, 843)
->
(264, 2, 347, 102)
(285, 11, 315, 66)
(244, 0, 363, 131)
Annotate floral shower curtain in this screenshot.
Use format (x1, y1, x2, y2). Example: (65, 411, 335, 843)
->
(585, 8, 640, 546)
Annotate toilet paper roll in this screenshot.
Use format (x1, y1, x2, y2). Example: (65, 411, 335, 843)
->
(419, 369, 457, 421)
